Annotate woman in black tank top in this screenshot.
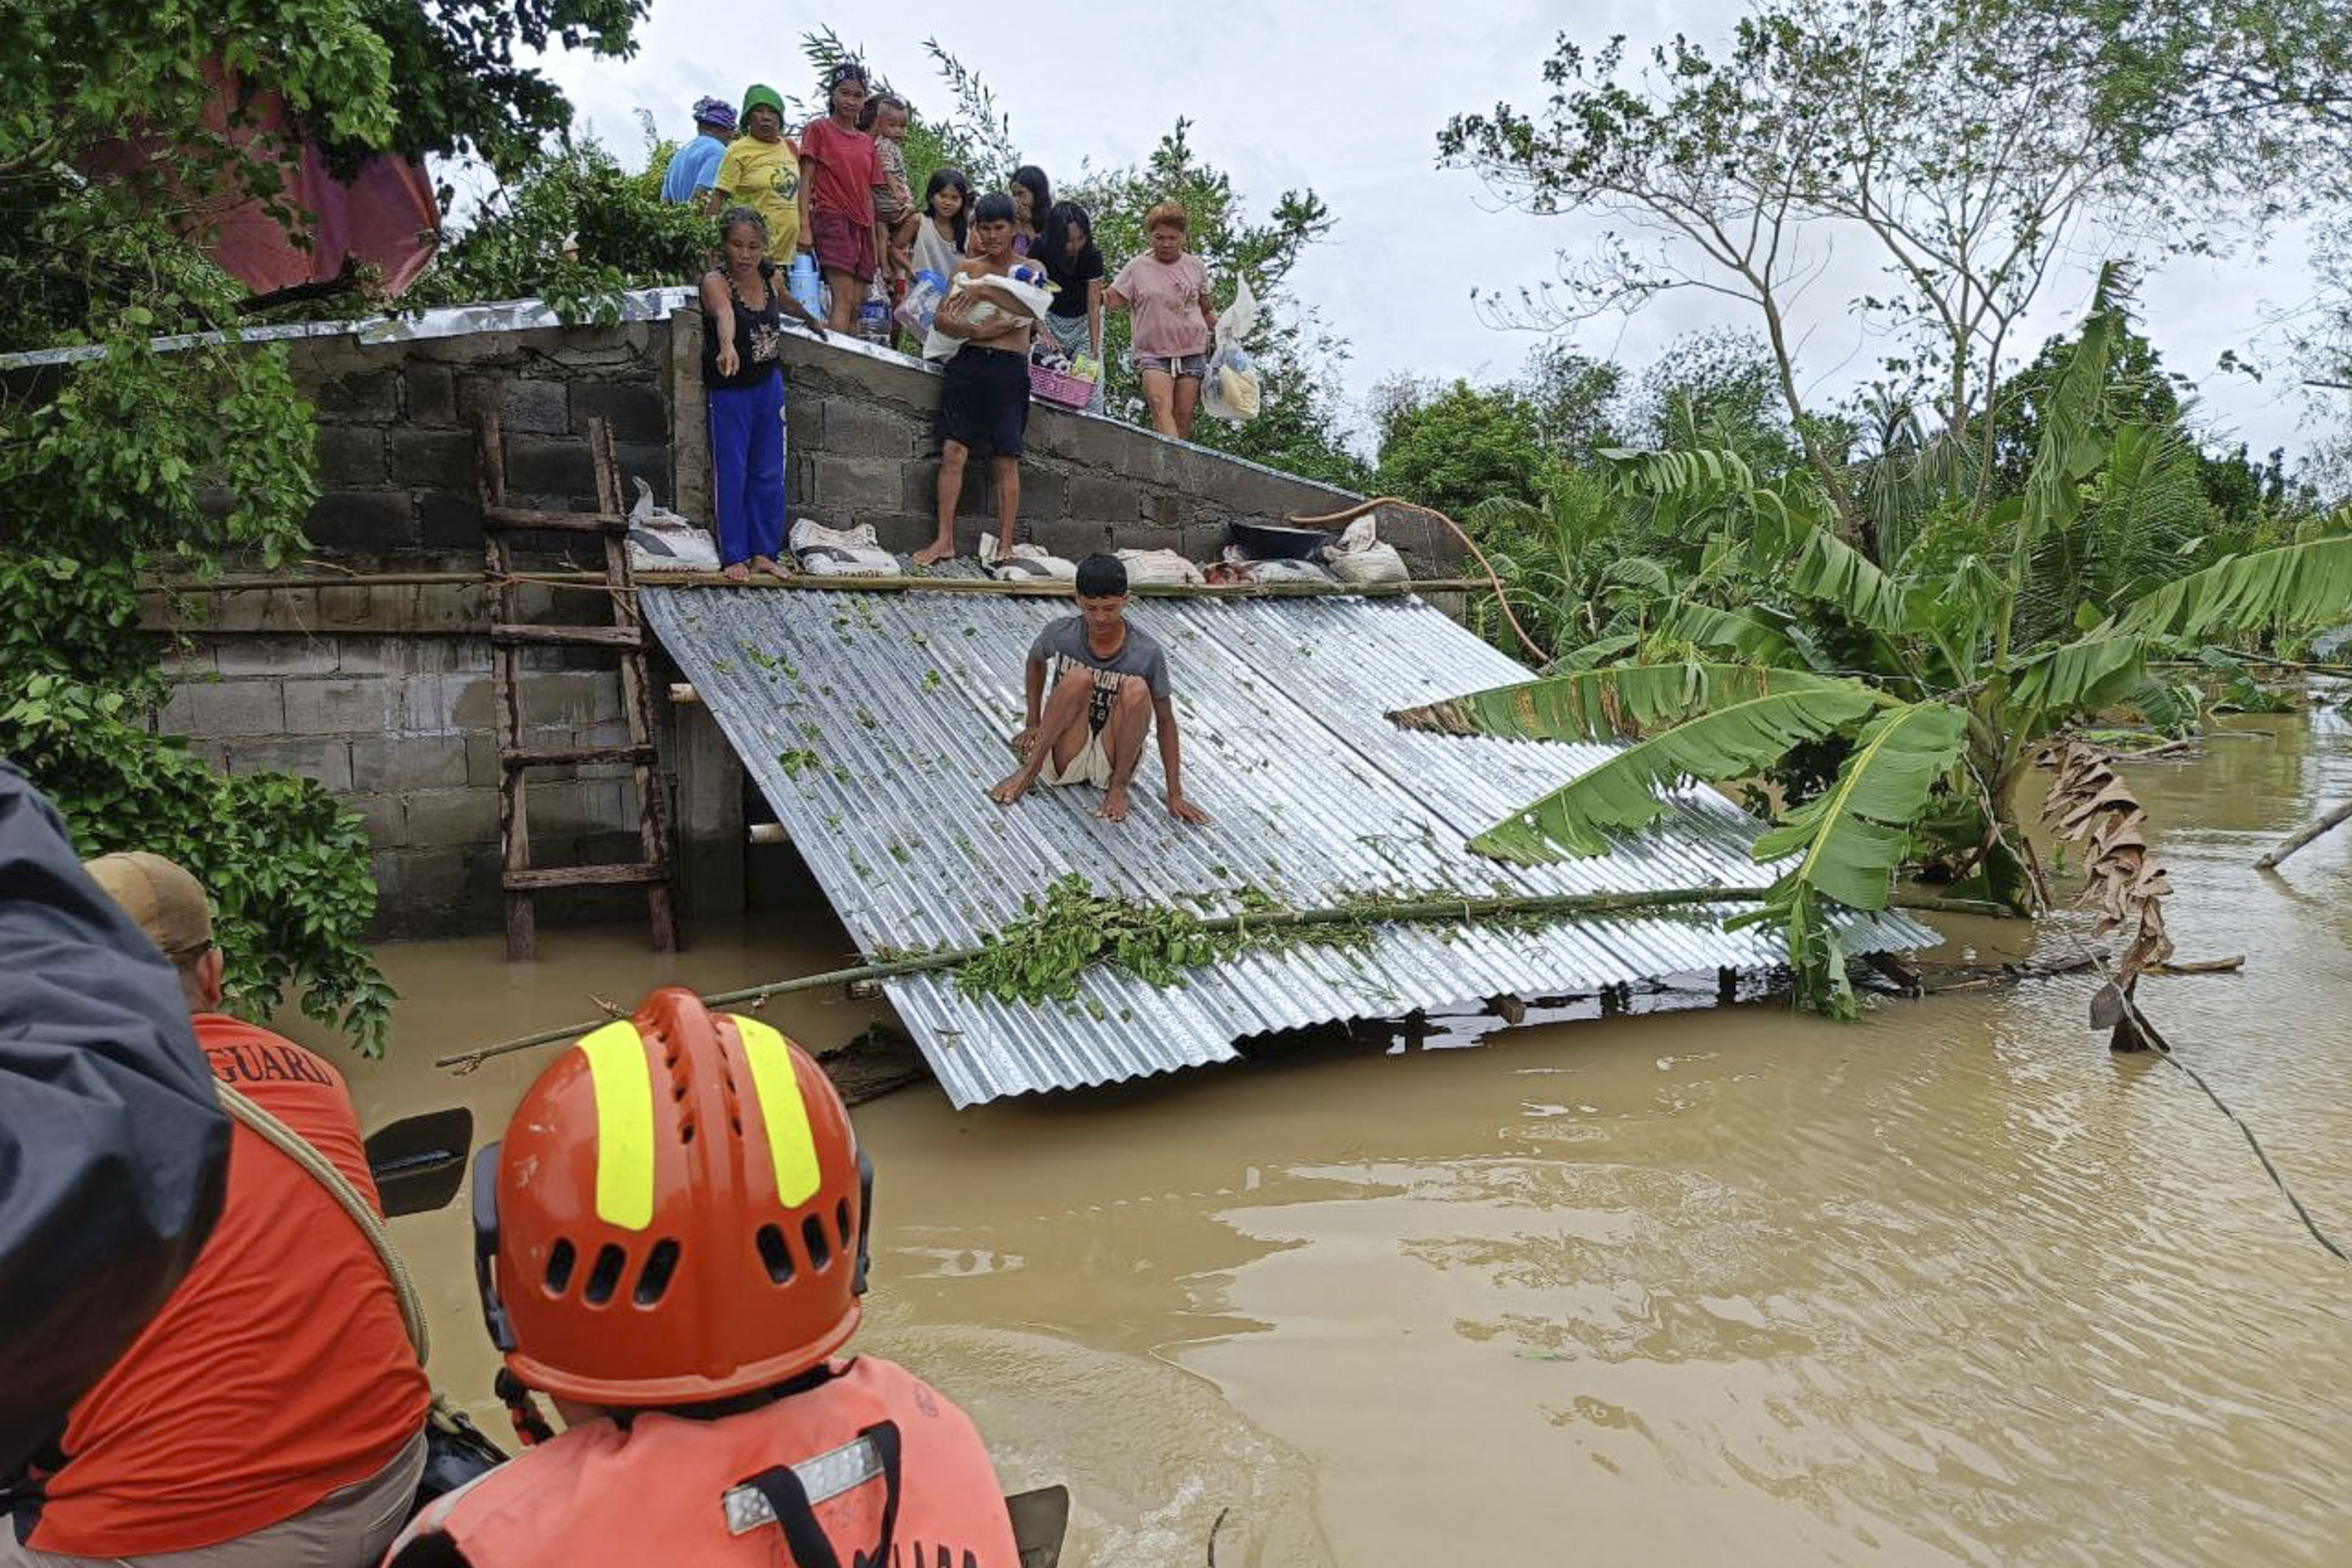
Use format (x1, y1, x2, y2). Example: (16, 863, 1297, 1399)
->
(702, 207, 824, 580)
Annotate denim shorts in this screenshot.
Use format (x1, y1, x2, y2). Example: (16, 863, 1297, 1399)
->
(1135, 351, 1208, 380)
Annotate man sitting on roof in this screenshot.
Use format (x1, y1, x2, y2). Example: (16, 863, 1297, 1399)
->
(989, 553, 1212, 825)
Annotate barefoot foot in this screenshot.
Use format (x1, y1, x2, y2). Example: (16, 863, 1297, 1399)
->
(722, 561, 750, 582)
(988, 769, 1034, 806)
(752, 554, 794, 580)
(911, 539, 957, 568)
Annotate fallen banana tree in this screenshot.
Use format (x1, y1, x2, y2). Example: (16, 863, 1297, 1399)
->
(1389, 276, 2352, 1018)
(2036, 739, 2174, 1051)
(435, 882, 2008, 1074)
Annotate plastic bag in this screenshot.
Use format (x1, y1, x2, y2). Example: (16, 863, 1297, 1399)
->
(1324, 513, 1409, 586)
(624, 477, 719, 574)
(895, 268, 946, 339)
(1200, 276, 1263, 423)
(789, 517, 901, 576)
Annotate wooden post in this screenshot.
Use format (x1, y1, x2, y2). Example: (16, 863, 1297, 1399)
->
(593, 418, 677, 953)
(474, 402, 536, 963)
(674, 698, 748, 915)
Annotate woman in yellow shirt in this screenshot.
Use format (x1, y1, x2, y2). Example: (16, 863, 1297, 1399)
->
(703, 84, 803, 259)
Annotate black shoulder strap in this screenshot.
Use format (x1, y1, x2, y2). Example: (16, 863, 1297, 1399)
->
(743, 1420, 903, 1568)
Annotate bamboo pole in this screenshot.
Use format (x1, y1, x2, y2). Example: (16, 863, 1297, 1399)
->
(2153, 654, 2352, 678)
(149, 571, 1493, 600)
(627, 571, 1495, 598)
(2255, 797, 2352, 871)
(434, 885, 2011, 1072)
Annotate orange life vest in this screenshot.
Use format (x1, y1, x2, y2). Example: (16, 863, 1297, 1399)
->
(385, 1356, 1019, 1568)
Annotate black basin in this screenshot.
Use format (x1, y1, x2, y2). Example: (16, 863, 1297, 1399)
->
(1227, 521, 1333, 561)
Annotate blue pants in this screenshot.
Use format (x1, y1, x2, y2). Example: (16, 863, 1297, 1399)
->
(708, 373, 785, 566)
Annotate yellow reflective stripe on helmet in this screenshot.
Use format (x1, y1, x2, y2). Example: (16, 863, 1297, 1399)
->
(730, 1014, 821, 1207)
(576, 1020, 655, 1230)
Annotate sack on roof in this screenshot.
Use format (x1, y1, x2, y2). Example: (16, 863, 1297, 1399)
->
(1115, 548, 1206, 587)
(978, 535, 1077, 582)
(1324, 513, 1409, 586)
(789, 517, 900, 576)
(624, 477, 719, 574)
(1220, 546, 1336, 584)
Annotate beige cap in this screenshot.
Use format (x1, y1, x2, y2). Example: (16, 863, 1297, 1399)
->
(83, 851, 214, 959)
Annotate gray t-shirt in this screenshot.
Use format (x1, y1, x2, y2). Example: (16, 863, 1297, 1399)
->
(1028, 616, 1171, 698)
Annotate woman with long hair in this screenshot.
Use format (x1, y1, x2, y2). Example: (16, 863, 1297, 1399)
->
(1036, 200, 1105, 409)
(1007, 165, 1051, 256)
(912, 166, 971, 283)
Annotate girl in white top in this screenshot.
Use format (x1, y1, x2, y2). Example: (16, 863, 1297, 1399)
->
(912, 167, 970, 285)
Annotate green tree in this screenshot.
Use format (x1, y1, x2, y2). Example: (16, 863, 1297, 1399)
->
(349, 0, 648, 179)
(1520, 343, 1624, 461)
(1440, 0, 2195, 547)
(1396, 274, 2352, 1014)
(408, 123, 711, 322)
(1369, 378, 1562, 520)
(1, 0, 644, 1052)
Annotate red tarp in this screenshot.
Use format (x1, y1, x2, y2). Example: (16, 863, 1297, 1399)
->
(84, 67, 441, 300)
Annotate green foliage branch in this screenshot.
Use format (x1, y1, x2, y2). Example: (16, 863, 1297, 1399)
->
(0, 0, 642, 1053)
(1395, 274, 2352, 1014)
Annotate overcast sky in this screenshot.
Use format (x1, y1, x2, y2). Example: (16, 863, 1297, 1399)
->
(529, 1, 2338, 466)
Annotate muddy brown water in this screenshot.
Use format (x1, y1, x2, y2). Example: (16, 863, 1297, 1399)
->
(313, 703, 2352, 1567)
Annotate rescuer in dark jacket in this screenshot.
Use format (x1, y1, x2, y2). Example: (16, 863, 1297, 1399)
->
(0, 763, 230, 1476)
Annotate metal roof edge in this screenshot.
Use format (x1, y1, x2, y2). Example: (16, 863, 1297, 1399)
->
(0, 285, 694, 371)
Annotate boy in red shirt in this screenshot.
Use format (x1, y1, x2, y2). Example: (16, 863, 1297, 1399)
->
(1, 853, 427, 1568)
(799, 63, 887, 335)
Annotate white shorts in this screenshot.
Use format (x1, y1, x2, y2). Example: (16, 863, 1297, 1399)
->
(1039, 723, 1114, 789)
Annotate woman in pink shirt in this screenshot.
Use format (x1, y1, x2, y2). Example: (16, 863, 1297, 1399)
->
(1106, 201, 1218, 440)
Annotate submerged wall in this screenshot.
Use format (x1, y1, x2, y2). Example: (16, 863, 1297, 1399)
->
(136, 305, 1460, 936)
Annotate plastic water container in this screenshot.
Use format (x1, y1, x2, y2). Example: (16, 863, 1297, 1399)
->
(856, 279, 891, 344)
(787, 252, 823, 318)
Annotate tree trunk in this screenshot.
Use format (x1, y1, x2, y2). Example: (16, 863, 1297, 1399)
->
(2255, 797, 2352, 871)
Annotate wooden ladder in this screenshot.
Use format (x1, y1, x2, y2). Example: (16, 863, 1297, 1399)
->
(473, 404, 677, 961)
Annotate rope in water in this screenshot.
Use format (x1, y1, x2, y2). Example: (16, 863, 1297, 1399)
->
(2045, 923, 2351, 1266)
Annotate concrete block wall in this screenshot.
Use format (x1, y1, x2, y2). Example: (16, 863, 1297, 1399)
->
(665, 312, 1460, 569)
(152, 610, 649, 938)
(281, 322, 673, 567)
(140, 307, 1455, 938)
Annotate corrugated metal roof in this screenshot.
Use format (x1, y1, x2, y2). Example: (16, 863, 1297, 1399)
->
(0, 287, 697, 371)
(641, 588, 1935, 1106)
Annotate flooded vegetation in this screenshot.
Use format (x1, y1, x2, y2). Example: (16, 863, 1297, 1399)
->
(327, 702, 2352, 1567)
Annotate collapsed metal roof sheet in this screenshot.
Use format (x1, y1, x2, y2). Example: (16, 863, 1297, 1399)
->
(641, 588, 1935, 1106)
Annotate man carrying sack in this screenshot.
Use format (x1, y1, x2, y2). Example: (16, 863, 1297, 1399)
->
(1, 853, 429, 1568)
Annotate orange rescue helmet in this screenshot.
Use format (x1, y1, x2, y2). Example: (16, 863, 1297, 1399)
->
(471, 987, 872, 1405)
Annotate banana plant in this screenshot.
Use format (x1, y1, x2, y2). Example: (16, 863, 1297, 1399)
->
(1395, 271, 2352, 1014)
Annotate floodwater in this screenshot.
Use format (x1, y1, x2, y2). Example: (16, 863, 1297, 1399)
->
(323, 700, 2352, 1567)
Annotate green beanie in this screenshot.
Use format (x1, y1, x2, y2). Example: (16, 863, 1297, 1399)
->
(740, 84, 785, 124)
